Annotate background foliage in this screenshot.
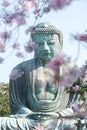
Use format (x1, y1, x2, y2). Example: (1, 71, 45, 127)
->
(0, 83, 10, 116)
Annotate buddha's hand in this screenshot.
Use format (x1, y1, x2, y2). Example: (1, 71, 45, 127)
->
(44, 112, 61, 119)
(26, 112, 60, 120)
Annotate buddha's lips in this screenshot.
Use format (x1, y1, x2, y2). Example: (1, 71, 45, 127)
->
(40, 53, 52, 59)
(40, 51, 51, 55)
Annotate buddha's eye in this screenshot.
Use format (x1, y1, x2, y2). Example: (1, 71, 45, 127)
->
(37, 43, 42, 46)
(47, 42, 54, 45)
(38, 43, 44, 46)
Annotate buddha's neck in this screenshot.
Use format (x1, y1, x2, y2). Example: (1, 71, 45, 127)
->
(35, 57, 51, 67)
(40, 60, 46, 66)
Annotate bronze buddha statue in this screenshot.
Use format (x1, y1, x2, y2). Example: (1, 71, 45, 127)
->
(0, 22, 74, 130)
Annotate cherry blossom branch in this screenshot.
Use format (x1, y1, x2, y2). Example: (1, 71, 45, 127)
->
(0, 0, 78, 62)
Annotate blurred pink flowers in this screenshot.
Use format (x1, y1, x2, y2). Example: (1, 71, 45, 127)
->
(73, 85, 80, 92)
(48, 0, 72, 10)
(24, 41, 36, 53)
(63, 65, 80, 87)
(35, 123, 44, 130)
(80, 61, 87, 82)
(2, 0, 9, 7)
(73, 33, 87, 42)
(0, 42, 5, 52)
(25, 26, 34, 35)
(0, 0, 76, 61)
(47, 53, 68, 71)
(0, 57, 4, 63)
(12, 43, 20, 49)
(15, 51, 24, 58)
(47, 54, 80, 87)
(0, 31, 11, 40)
(72, 103, 82, 113)
(23, 1, 33, 10)
(5, 13, 16, 23)
(83, 112, 87, 119)
(16, 16, 26, 25)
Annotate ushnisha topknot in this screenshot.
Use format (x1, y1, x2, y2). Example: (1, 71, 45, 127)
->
(31, 22, 63, 45)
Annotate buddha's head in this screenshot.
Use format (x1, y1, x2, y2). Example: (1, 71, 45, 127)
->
(31, 22, 63, 63)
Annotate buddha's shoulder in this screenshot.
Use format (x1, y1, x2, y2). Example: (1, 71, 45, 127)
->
(14, 58, 35, 70)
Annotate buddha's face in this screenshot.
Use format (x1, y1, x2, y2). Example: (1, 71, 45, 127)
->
(32, 33, 62, 63)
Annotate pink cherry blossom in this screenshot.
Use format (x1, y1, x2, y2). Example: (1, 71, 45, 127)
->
(0, 57, 4, 63)
(24, 41, 36, 53)
(23, 1, 33, 10)
(0, 31, 11, 40)
(35, 123, 44, 130)
(73, 33, 87, 42)
(5, 13, 16, 23)
(0, 0, 76, 62)
(4, 11, 25, 25)
(80, 61, 87, 82)
(14, 5, 20, 11)
(0, 42, 5, 52)
(12, 43, 20, 49)
(83, 71, 87, 82)
(83, 112, 87, 119)
(49, 120, 57, 130)
(48, 0, 72, 10)
(47, 54, 68, 71)
(73, 85, 80, 92)
(72, 103, 82, 113)
(16, 16, 26, 25)
(25, 26, 34, 35)
(15, 51, 24, 58)
(79, 34, 87, 41)
(10, 69, 24, 80)
(2, 0, 9, 7)
(64, 65, 80, 87)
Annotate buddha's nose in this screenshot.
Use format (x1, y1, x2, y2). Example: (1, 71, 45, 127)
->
(43, 41, 50, 51)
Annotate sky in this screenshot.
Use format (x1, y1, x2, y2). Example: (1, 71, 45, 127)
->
(0, 0, 87, 83)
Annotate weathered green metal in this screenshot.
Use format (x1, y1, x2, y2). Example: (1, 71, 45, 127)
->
(0, 22, 79, 130)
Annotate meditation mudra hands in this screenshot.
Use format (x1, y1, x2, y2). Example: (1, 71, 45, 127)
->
(27, 112, 60, 130)
(27, 112, 60, 120)
(10, 106, 60, 120)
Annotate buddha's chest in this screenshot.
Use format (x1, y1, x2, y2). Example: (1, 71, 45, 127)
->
(33, 67, 58, 102)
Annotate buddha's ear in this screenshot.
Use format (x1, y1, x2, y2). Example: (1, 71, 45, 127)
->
(59, 43, 63, 51)
(55, 43, 63, 56)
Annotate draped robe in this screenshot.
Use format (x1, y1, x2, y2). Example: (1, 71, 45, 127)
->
(9, 58, 69, 115)
(0, 58, 76, 130)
